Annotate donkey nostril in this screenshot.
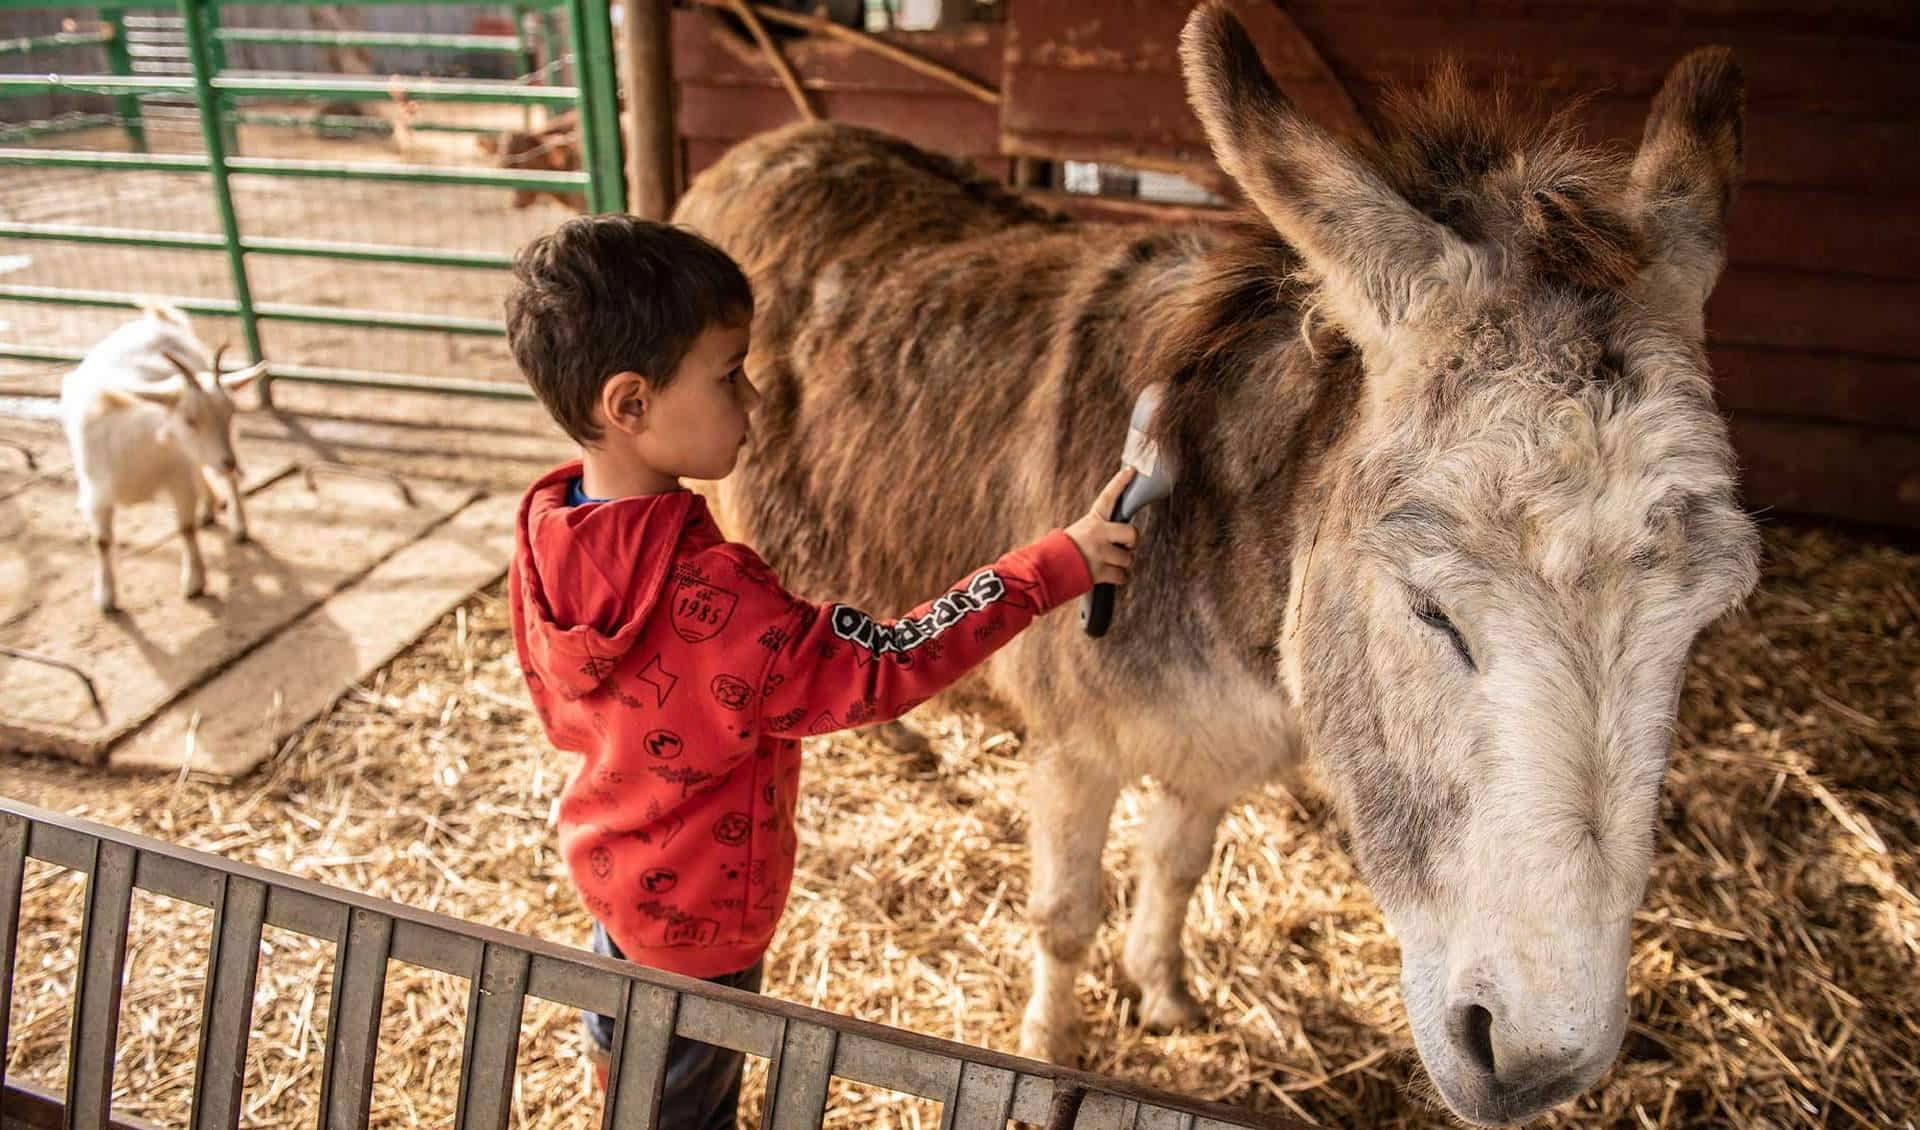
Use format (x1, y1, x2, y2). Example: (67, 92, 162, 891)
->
(1458, 1003, 1498, 1076)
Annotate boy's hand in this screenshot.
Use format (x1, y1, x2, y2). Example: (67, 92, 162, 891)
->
(1066, 467, 1139, 585)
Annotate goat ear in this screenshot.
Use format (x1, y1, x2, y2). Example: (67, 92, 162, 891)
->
(161, 351, 205, 386)
(118, 376, 190, 408)
(1179, 1, 1464, 352)
(218, 359, 268, 394)
(1631, 47, 1744, 316)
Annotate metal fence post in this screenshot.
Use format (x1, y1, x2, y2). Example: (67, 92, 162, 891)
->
(199, 0, 241, 154)
(566, 0, 626, 214)
(179, 0, 266, 400)
(100, 8, 148, 152)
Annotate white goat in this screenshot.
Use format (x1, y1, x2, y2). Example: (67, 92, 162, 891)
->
(60, 304, 266, 613)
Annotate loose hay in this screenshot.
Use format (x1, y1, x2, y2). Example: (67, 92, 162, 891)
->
(2, 520, 1915, 1128)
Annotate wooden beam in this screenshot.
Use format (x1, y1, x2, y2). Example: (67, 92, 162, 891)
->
(723, 0, 818, 122)
(624, 0, 676, 218)
(745, 3, 1001, 105)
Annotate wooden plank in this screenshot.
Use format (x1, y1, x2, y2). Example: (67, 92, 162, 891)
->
(0, 813, 25, 1099)
(1708, 269, 1920, 359)
(1726, 187, 1917, 280)
(318, 908, 392, 1130)
(4, 1078, 160, 1130)
(455, 944, 531, 1130)
(1729, 414, 1920, 529)
(1578, 100, 1920, 193)
(1712, 347, 1920, 433)
(1005, 1, 1919, 115)
(1009, 0, 1920, 45)
(68, 839, 135, 1129)
(1002, 1, 1917, 191)
(679, 83, 1001, 155)
(672, 9, 1003, 96)
(602, 981, 680, 1130)
(190, 874, 267, 1130)
(763, 1021, 837, 1130)
(1007, 81, 1920, 196)
(940, 1060, 1016, 1130)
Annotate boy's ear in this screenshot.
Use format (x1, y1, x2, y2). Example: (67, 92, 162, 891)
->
(599, 370, 651, 438)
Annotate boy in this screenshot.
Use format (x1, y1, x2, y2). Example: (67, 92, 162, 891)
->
(505, 215, 1136, 1126)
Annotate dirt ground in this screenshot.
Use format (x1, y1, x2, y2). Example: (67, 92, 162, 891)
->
(1, 516, 1915, 1130)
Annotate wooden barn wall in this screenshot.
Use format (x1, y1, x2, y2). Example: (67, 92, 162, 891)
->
(673, 8, 1009, 185)
(676, 1, 1919, 529)
(998, 0, 1920, 530)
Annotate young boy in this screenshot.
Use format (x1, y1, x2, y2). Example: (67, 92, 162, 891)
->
(505, 215, 1136, 1126)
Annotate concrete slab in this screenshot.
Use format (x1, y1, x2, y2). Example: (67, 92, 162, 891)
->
(0, 461, 476, 764)
(110, 489, 516, 777)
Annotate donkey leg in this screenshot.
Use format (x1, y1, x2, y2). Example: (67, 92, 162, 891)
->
(1020, 748, 1120, 1064)
(1122, 786, 1228, 1032)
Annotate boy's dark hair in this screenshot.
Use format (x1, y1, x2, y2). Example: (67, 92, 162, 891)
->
(506, 215, 753, 445)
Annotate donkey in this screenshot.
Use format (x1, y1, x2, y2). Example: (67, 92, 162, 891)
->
(673, 3, 1759, 1121)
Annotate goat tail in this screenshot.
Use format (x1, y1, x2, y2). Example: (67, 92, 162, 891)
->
(136, 299, 191, 330)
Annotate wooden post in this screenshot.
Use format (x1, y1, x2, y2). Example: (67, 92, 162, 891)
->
(624, 0, 676, 219)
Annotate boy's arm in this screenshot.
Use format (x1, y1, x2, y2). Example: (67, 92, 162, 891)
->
(735, 531, 1094, 738)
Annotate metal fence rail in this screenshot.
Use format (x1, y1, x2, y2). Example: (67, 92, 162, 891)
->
(0, 797, 1294, 1130)
(0, 0, 625, 404)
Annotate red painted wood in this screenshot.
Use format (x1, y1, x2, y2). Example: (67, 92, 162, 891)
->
(1708, 269, 1920, 359)
(671, 9, 1003, 96)
(1713, 348, 1920, 433)
(1730, 414, 1920, 528)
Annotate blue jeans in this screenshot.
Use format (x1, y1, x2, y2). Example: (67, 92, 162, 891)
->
(583, 921, 765, 1130)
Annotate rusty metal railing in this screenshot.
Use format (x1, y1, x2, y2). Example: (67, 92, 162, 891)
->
(0, 798, 1298, 1130)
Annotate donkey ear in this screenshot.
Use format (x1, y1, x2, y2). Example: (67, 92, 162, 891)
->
(1630, 47, 1744, 315)
(1179, 1, 1464, 352)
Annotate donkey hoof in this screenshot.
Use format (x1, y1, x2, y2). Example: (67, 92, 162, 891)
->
(1137, 981, 1208, 1033)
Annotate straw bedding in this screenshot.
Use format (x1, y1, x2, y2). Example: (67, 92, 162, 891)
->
(2, 519, 1915, 1128)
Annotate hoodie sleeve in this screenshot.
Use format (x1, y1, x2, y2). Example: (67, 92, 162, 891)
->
(714, 532, 1093, 739)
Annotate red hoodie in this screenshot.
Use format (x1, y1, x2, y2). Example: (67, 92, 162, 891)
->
(509, 462, 1093, 977)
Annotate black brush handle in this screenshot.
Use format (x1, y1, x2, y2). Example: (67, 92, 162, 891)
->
(1079, 495, 1129, 638)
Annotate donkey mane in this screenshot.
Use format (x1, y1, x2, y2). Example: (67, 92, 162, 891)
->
(1370, 63, 1650, 292)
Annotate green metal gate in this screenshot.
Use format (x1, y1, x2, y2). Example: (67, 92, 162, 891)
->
(0, 0, 625, 403)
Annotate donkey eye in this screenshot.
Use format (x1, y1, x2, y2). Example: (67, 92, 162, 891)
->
(1414, 598, 1477, 670)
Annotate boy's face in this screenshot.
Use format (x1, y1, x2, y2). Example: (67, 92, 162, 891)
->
(634, 319, 758, 481)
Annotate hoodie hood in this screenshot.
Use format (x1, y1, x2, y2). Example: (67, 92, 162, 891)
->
(512, 461, 715, 699)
